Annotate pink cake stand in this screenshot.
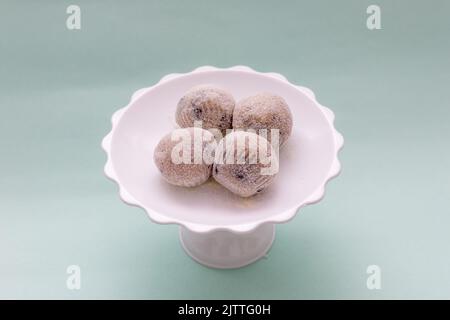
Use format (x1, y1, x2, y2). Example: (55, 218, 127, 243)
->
(102, 66, 343, 269)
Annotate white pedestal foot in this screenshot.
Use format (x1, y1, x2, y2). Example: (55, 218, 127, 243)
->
(179, 224, 275, 269)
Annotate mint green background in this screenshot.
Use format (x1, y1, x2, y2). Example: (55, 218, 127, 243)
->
(1, 0, 449, 299)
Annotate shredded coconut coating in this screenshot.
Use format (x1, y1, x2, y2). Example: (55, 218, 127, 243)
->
(153, 127, 216, 187)
(212, 131, 279, 197)
(232, 93, 293, 147)
(176, 85, 235, 134)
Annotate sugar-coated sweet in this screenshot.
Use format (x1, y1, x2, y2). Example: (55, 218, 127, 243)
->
(232, 93, 293, 147)
(153, 127, 216, 187)
(176, 85, 235, 134)
(212, 131, 278, 197)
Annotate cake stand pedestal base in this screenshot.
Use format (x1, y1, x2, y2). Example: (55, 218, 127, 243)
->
(179, 224, 275, 269)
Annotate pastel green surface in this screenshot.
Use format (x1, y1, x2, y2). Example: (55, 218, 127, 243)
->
(1, 0, 449, 299)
